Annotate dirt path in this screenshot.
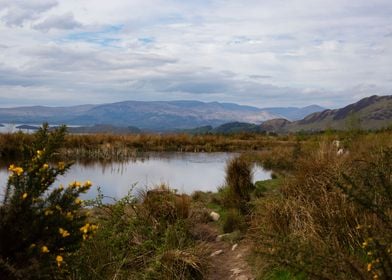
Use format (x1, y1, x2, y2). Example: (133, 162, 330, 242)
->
(202, 224, 254, 280)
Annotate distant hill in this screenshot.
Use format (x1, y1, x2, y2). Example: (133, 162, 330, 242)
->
(0, 101, 280, 132)
(260, 105, 325, 120)
(260, 95, 392, 132)
(68, 124, 141, 134)
(180, 122, 263, 134)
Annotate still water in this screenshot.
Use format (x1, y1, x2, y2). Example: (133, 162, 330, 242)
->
(0, 152, 271, 203)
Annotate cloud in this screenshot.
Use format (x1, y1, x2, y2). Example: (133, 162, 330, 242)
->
(0, 0, 58, 26)
(0, 0, 391, 108)
(33, 12, 82, 31)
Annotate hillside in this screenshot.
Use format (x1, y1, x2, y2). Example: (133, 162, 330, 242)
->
(0, 101, 280, 132)
(260, 105, 325, 121)
(260, 95, 392, 132)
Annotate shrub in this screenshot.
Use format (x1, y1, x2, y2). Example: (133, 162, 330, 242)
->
(0, 124, 96, 279)
(222, 156, 254, 213)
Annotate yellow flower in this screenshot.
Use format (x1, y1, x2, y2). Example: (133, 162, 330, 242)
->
(59, 228, 70, 238)
(90, 224, 99, 231)
(42, 163, 49, 169)
(367, 263, 372, 272)
(55, 205, 62, 211)
(44, 209, 54, 216)
(72, 181, 81, 188)
(74, 198, 82, 205)
(9, 165, 24, 176)
(56, 255, 63, 267)
(83, 180, 92, 188)
(29, 243, 36, 249)
(22, 193, 28, 200)
(36, 150, 42, 157)
(80, 223, 90, 234)
(373, 274, 379, 279)
(65, 211, 74, 220)
(41, 246, 50, 253)
(58, 184, 64, 191)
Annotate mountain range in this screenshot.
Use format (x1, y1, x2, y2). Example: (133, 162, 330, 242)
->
(0, 100, 323, 132)
(261, 95, 392, 132)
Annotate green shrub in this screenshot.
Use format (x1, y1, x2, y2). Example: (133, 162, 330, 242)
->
(0, 124, 96, 279)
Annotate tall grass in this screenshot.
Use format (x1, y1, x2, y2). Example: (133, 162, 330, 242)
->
(251, 134, 392, 279)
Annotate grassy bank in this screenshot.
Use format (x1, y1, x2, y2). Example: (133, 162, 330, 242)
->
(1, 126, 391, 279)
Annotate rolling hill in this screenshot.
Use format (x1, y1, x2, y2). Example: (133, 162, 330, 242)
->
(0, 100, 281, 131)
(261, 95, 392, 132)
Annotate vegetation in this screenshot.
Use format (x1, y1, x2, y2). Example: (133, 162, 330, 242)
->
(0, 124, 97, 279)
(1, 125, 391, 279)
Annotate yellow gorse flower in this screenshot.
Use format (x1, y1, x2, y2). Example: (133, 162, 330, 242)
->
(22, 193, 28, 200)
(42, 163, 49, 169)
(44, 209, 54, 216)
(59, 228, 70, 238)
(41, 246, 50, 253)
(80, 223, 90, 234)
(9, 164, 24, 176)
(56, 255, 63, 267)
(83, 180, 92, 188)
(65, 211, 74, 220)
(74, 198, 82, 205)
(367, 263, 372, 272)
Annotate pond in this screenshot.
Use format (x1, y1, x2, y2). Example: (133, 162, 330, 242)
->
(0, 152, 271, 203)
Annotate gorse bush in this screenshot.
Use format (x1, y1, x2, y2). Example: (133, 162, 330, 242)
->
(0, 124, 96, 279)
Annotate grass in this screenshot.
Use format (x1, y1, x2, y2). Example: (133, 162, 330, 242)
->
(2, 126, 392, 279)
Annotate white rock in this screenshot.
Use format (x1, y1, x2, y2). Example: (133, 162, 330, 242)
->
(231, 243, 238, 251)
(230, 268, 242, 275)
(210, 249, 223, 257)
(216, 233, 229, 241)
(210, 211, 220, 221)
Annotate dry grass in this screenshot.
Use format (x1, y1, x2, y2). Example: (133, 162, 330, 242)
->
(251, 134, 392, 279)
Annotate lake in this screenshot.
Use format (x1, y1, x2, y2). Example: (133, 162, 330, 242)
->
(0, 152, 271, 203)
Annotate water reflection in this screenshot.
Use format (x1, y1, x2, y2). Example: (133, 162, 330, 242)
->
(0, 152, 271, 203)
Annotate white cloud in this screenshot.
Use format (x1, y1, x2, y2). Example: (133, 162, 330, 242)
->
(0, 0, 391, 108)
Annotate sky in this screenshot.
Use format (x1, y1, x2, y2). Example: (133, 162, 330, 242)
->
(0, 0, 391, 108)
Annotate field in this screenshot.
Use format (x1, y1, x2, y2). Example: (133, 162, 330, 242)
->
(0, 126, 391, 279)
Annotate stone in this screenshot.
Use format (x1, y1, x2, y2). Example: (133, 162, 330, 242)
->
(210, 211, 220, 221)
(210, 249, 224, 257)
(216, 233, 229, 241)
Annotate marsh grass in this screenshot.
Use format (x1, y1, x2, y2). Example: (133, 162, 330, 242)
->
(70, 184, 207, 279)
(250, 134, 392, 279)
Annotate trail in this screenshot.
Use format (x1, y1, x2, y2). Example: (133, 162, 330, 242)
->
(201, 224, 254, 280)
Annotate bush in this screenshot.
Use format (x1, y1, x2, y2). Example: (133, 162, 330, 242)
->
(0, 124, 96, 279)
(71, 185, 207, 279)
(222, 156, 254, 213)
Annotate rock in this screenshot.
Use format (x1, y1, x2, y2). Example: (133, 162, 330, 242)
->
(216, 233, 229, 241)
(210, 249, 224, 257)
(210, 211, 220, 221)
(230, 268, 243, 275)
(231, 243, 238, 251)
